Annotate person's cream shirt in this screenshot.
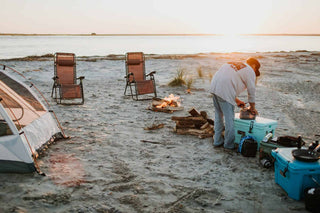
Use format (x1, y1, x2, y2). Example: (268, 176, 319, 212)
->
(209, 63, 256, 106)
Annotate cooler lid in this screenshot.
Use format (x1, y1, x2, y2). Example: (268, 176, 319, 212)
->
(234, 113, 278, 126)
(272, 148, 320, 170)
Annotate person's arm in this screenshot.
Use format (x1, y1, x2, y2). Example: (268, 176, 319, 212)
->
(243, 68, 256, 111)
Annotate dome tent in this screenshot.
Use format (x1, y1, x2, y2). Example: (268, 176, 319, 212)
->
(0, 64, 65, 173)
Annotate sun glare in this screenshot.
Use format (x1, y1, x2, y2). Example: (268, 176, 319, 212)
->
(197, 0, 265, 35)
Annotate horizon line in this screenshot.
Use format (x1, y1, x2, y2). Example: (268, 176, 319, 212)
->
(1, 33, 320, 37)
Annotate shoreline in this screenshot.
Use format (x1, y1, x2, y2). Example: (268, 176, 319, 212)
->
(1, 50, 320, 61)
(1, 33, 320, 37)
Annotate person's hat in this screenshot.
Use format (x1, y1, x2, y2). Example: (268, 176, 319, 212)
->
(246, 57, 260, 77)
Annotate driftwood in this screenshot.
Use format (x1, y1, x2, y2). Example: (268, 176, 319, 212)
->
(140, 140, 163, 145)
(171, 108, 214, 139)
(144, 123, 164, 130)
(150, 106, 184, 113)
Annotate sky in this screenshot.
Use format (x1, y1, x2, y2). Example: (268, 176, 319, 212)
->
(1, 0, 320, 35)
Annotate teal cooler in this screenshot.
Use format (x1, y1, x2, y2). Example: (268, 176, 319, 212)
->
(271, 148, 320, 200)
(234, 113, 278, 149)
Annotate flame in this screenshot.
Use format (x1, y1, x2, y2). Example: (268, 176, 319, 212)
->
(155, 94, 181, 108)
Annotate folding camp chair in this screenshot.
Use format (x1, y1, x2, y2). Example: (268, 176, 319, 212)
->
(124, 52, 157, 100)
(51, 53, 85, 104)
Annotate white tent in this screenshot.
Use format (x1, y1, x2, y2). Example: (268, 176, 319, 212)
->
(0, 65, 64, 173)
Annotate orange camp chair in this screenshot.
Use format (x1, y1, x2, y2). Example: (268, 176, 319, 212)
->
(124, 52, 157, 100)
(51, 53, 85, 104)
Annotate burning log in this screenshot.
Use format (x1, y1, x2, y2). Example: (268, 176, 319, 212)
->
(172, 108, 214, 139)
(149, 94, 184, 113)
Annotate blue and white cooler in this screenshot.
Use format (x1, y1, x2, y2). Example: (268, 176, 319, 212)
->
(271, 148, 320, 200)
(234, 113, 278, 149)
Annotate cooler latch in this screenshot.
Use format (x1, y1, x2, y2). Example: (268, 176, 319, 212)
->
(280, 161, 289, 178)
(249, 121, 254, 133)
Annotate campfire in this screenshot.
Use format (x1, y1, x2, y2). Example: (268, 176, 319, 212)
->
(149, 94, 184, 113)
(172, 108, 214, 139)
(156, 94, 181, 108)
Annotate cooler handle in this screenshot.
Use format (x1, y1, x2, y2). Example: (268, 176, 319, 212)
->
(280, 161, 290, 178)
(280, 167, 288, 177)
(248, 121, 254, 133)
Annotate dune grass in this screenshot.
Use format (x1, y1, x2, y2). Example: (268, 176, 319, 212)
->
(168, 68, 186, 87)
(186, 77, 194, 90)
(197, 66, 204, 78)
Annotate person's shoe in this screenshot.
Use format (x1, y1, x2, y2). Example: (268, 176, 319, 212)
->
(213, 143, 224, 148)
(223, 146, 237, 153)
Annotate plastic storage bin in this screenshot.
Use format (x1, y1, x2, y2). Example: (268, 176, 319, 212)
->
(234, 113, 278, 149)
(271, 148, 320, 200)
(259, 136, 304, 160)
(260, 140, 282, 160)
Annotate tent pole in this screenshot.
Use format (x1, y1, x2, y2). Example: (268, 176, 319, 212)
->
(0, 63, 68, 138)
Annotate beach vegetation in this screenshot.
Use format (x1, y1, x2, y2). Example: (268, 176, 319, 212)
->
(186, 77, 193, 89)
(197, 66, 204, 78)
(186, 76, 194, 94)
(208, 72, 213, 82)
(168, 68, 186, 87)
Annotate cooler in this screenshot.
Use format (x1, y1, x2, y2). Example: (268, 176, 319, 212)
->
(259, 136, 303, 160)
(234, 113, 278, 149)
(271, 148, 320, 200)
(260, 140, 282, 160)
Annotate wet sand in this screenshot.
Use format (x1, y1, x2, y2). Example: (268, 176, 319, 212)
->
(0, 51, 319, 212)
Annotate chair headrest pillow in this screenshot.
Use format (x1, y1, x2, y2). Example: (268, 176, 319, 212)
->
(57, 58, 75, 66)
(127, 59, 142, 65)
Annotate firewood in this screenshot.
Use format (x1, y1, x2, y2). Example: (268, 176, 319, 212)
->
(207, 118, 214, 125)
(144, 123, 165, 130)
(175, 122, 196, 129)
(151, 106, 173, 113)
(188, 108, 201, 117)
(176, 120, 199, 126)
(200, 122, 209, 130)
(175, 128, 212, 135)
(140, 140, 164, 145)
(171, 116, 206, 122)
(200, 111, 208, 120)
(171, 109, 214, 139)
(198, 133, 214, 139)
(151, 98, 164, 106)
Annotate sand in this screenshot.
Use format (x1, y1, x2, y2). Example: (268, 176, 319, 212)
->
(0, 51, 319, 213)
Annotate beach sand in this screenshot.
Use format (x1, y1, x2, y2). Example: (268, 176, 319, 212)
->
(0, 51, 319, 213)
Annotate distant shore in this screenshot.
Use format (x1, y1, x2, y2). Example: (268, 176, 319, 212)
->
(1, 33, 320, 37)
(1, 50, 320, 61)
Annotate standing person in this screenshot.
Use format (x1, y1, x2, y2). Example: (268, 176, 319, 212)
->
(209, 57, 260, 150)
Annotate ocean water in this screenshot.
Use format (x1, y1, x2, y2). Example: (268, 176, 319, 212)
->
(0, 35, 320, 59)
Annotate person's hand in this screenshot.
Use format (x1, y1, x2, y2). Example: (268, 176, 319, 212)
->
(236, 99, 245, 108)
(248, 106, 258, 115)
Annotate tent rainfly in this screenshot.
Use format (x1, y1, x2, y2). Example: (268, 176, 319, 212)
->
(0, 64, 65, 173)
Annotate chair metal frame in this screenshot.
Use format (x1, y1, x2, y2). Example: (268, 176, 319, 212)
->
(51, 52, 85, 105)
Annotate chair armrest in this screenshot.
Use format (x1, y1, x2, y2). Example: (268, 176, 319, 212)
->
(146, 71, 156, 77)
(77, 76, 85, 80)
(52, 76, 61, 86)
(125, 72, 134, 78)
